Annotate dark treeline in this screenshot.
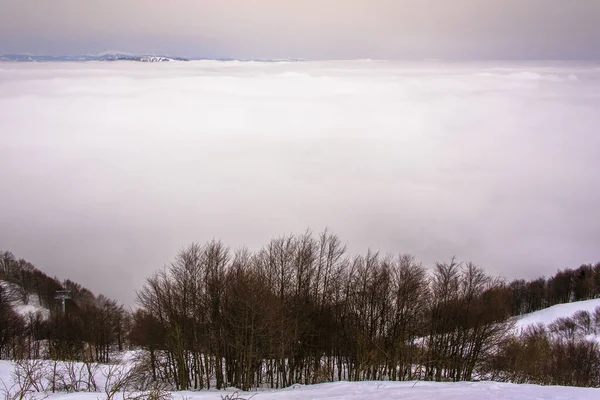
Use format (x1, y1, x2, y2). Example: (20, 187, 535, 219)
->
(510, 263, 600, 315)
(0, 251, 128, 362)
(129, 230, 600, 390)
(2, 231, 600, 389)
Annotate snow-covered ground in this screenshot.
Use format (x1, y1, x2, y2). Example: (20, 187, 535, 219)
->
(176, 382, 599, 400)
(0, 381, 597, 400)
(514, 298, 600, 331)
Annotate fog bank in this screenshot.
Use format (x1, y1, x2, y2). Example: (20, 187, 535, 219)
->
(1, 60, 599, 305)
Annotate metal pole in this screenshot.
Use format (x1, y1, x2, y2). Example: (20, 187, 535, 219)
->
(55, 290, 71, 314)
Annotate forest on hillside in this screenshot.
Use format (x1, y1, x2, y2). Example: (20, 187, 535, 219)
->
(2, 230, 600, 389)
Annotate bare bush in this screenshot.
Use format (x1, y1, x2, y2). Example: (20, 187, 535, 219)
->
(124, 386, 172, 400)
(0, 359, 48, 400)
(549, 317, 578, 340)
(593, 306, 600, 334)
(99, 361, 174, 400)
(102, 363, 135, 400)
(221, 391, 256, 400)
(485, 325, 600, 387)
(573, 310, 594, 336)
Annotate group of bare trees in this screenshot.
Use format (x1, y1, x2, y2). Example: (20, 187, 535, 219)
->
(486, 323, 600, 387)
(131, 231, 515, 390)
(3, 233, 600, 390)
(0, 282, 25, 359)
(0, 251, 128, 362)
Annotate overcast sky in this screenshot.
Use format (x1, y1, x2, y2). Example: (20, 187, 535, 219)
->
(1, 0, 599, 59)
(1, 0, 600, 307)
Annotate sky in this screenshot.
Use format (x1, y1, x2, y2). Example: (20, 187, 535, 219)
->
(1, 0, 600, 59)
(1, 60, 599, 306)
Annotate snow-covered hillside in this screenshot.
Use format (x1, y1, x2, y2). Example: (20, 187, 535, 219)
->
(515, 298, 600, 331)
(11, 294, 50, 320)
(0, 280, 51, 320)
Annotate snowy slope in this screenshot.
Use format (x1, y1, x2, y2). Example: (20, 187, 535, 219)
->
(0, 280, 51, 320)
(11, 293, 51, 320)
(514, 298, 600, 331)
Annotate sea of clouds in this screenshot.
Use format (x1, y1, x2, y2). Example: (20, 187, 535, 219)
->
(1, 60, 599, 304)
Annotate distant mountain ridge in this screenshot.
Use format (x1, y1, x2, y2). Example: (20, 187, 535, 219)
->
(0, 53, 189, 62)
(0, 53, 306, 63)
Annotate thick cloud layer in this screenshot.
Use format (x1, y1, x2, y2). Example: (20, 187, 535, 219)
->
(1, 0, 599, 59)
(1, 60, 599, 305)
